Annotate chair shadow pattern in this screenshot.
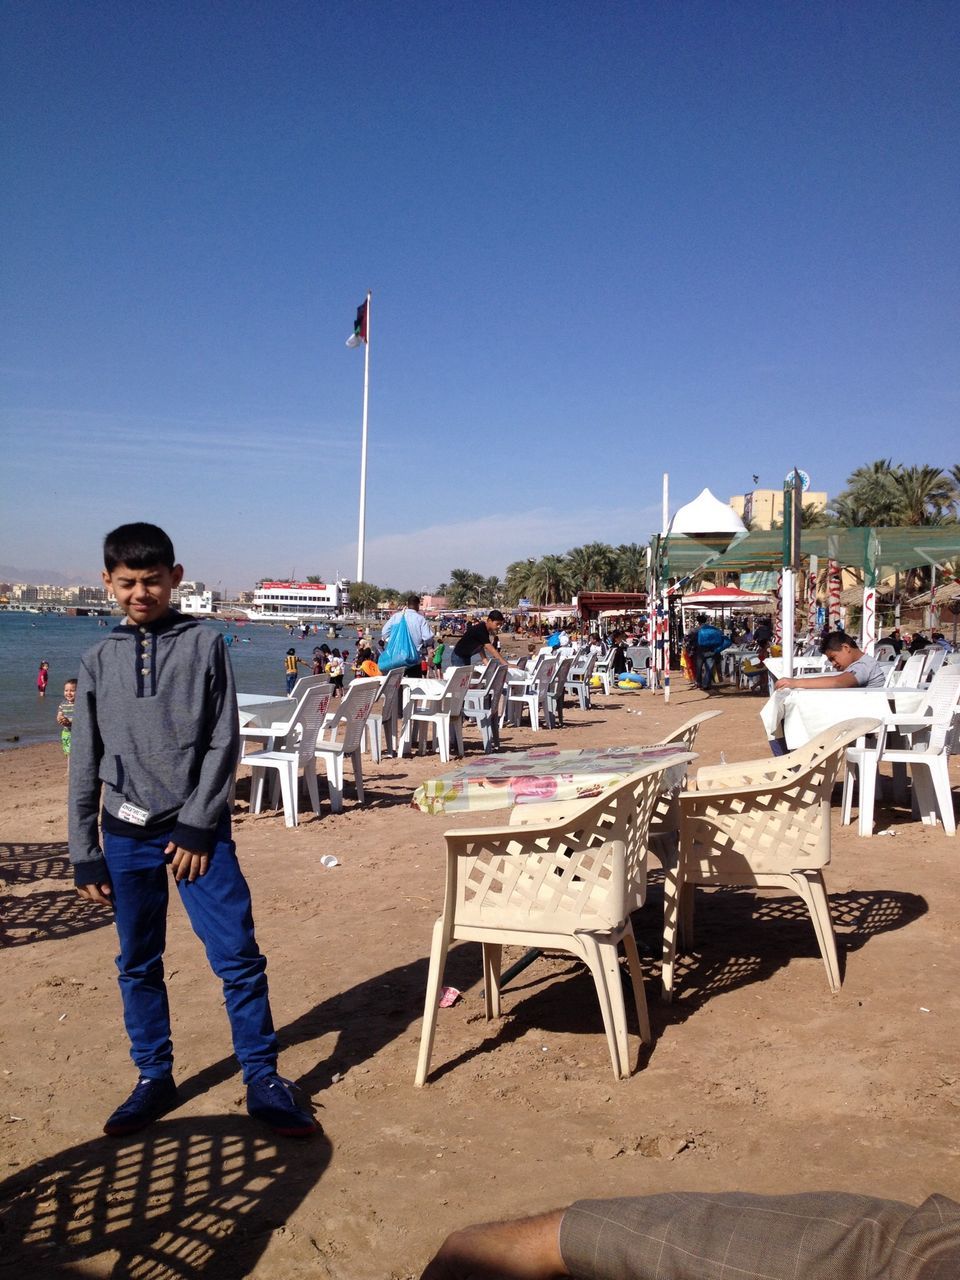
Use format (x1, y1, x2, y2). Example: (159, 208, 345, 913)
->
(1, 842, 113, 948)
(0, 1119, 332, 1279)
(419, 882, 926, 1081)
(639, 877, 927, 1021)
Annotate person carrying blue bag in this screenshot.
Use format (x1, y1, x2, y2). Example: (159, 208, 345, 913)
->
(694, 613, 730, 693)
(379, 594, 435, 676)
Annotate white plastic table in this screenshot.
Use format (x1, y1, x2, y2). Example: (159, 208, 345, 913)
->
(412, 743, 694, 815)
(761, 687, 926, 751)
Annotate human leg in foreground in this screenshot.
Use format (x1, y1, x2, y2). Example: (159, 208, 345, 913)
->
(419, 1191, 960, 1280)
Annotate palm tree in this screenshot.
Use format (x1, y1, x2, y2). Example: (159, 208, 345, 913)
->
(477, 575, 503, 608)
(526, 555, 573, 606)
(888, 465, 953, 527)
(504, 559, 536, 604)
(830, 459, 899, 526)
(949, 464, 960, 517)
(566, 544, 613, 593)
(348, 580, 380, 613)
(614, 543, 647, 591)
(447, 568, 485, 608)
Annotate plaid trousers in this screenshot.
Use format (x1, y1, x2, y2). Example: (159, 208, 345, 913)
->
(560, 1191, 960, 1280)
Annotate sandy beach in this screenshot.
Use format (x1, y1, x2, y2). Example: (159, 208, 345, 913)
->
(2, 677, 959, 1279)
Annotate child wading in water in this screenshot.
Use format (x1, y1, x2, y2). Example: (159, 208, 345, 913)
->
(57, 678, 77, 759)
(37, 660, 50, 697)
(69, 521, 318, 1138)
(327, 649, 345, 694)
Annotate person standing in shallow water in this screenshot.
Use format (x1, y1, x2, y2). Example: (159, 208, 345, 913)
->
(57, 677, 77, 758)
(37, 659, 49, 697)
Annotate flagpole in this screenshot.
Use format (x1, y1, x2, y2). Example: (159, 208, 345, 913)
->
(356, 289, 372, 584)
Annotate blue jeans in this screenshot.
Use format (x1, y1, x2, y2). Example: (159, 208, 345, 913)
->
(696, 652, 717, 691)
(102, 812, 278, 1084)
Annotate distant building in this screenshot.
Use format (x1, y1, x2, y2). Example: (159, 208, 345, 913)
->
(421, 594, 449, 612)
(180, 590, 214, 615)
(729, 487, 827, 531)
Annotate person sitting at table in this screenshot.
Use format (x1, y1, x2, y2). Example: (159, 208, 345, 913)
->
(606, 631, 630, 676)
(450, 610, 509, 668)
(885, 627, 904, 654)
(774, 630, 886, 691)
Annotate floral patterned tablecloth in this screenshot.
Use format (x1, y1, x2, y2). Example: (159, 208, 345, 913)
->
(412, 743, 693, 815)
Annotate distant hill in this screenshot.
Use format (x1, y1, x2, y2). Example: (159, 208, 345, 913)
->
(0, 562, 99, 587)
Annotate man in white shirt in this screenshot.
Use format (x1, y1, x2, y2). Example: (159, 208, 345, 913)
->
(381, 595, 436, 677)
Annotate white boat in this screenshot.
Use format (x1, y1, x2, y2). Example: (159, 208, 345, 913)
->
(236, 579, 350, 622)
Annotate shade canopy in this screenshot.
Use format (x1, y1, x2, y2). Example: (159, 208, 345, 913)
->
(668, 487, 746, 536)
(679, 585, 772, 606)
(577, 591, 648, 620)
(659, 526, 960, 583)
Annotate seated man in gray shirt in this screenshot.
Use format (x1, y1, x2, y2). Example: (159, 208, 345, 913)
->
(420, 1190, 960, 1280)
(775, 629, 886, 691)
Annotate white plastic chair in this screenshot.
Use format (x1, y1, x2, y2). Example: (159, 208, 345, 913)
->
(314, 679, 378, 812)
(648, 709, 724, 859)
(594, 651, 616, 696)
(364, 666, 404, 763)
(415, 757, 693, 1085)
(399, 665, 474, 762)
(565, 652, 597, 711)
(287, 673, 329, 703)
(547, 656, 574, 728)
(887, 651, 927, 688)
(920, 647, 946, 681)
(663, 718, 881, 999)
(625, 645, 652, 674)
(243, 683, 334, 827)
(238, 680, 327, 754)
(502, 656, 556, 731)
(462, 662, 508, 753)
(842, 663, 960, 837)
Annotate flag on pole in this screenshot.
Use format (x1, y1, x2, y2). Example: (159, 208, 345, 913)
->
(345, 299, 368, 347)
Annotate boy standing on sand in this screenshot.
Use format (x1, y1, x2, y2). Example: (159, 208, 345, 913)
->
(69, 522, 318, 1138)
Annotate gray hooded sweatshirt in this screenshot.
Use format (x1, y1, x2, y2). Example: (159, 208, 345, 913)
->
(68, 610, 239, 885)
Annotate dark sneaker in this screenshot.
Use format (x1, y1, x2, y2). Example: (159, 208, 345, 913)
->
(104, 1076, 179, 1136)
(246, 1074, 319, 1138)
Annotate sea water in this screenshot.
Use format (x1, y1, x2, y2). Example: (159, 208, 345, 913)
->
(0, 613, 369, 750)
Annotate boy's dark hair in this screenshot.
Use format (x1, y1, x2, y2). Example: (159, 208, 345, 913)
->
(103, 522, 175, 572)
(487, 609, 505, 623)
(65, 676, 78, 685)
(406, 594, 421, 608)
(821, 630, 857, 654)
(286, 647, 296, 655)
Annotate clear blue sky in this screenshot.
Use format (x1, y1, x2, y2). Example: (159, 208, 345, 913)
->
(2, 1, 957, 593)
